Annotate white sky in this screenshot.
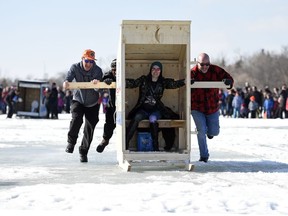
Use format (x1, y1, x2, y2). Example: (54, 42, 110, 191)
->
(0, 0, 288, 80)
(0, 113, 288, 214)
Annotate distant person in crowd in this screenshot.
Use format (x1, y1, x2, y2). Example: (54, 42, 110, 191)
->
(64, 90, 73, 113)
(232, 90, 243, 118)
(272, 96, 279, 118)
(251, 86, 262, 118)
(190, 53, 234, 162)
(273, 87, 280, 98)
(244, 82, 250, 94)
(43, 87, 51, 119)
(50, 82, 58, 119)
(5, 87, 21, 118)
(63, 49, 103, 163)
(57, 92, 64, 113)
(96, 59, 117, 153)
(275, 84, 287, 118)
(286, 96, 288, 115)
(248, 95, 258, 118)
(126, 61, 185, 151)
(225, 89, 235, 117)
(0, 85, 6, 114)
(263, 93, 274, 119)
(218, 89, 227, 116)
(1, 86, 10, 114)
(57, 86, 65, 113)
(242, 87, 251, 118)
(43, 83, 58, 119)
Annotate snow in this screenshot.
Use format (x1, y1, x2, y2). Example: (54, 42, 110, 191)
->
(0, 113, 288, 215)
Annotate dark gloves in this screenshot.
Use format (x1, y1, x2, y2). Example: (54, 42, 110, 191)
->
(178, 79, 185, 86)
(223, 79, 232, 89)
(103, 78, 113, 85)
(179, 79, 194, 85)
(223, 79, 232, 86)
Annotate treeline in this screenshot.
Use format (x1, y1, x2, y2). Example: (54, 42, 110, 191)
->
(216, 46, 288, 90)
(1, 47, 288, 90)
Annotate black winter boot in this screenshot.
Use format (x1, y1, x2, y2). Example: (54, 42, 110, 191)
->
(79, 147, 88, 163)
(65, 143, 75, 153)
(126, 120, 139, 150)
(162, 128, 175, 151)
(96, 139, 109, 153)
(150, 122, 159, 151)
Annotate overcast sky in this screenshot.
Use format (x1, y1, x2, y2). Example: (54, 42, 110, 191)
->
(1, 0, 287, 80)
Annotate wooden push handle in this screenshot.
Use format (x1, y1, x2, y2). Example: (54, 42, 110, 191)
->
(66, 82, 116, 89)
(191, 81, 229, 88)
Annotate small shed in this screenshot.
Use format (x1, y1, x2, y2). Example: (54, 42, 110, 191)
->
(17, 80, 49, 118)
(116, 20, 193, 171)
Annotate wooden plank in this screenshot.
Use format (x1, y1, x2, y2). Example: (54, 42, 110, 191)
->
(123, 152, 190, 161)
(191, 81, 229, 89)
(119, 160, 131, 172)
(186, 163, 195, 171)
(126, 120, 186, 128)
(66, 82, 116, 89)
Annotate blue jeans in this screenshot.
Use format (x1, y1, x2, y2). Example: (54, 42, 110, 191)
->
(133, 109, 161, 123)
(126, 109, 162, 147)
(191, 110, 220, 158)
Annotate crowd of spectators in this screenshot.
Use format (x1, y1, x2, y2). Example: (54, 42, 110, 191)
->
(1, 82, 288, 119)
(219, 82, 288, 119)
(0, 83, 73, 117)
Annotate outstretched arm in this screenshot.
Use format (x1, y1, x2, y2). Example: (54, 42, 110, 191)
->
(125, 75, 145, 88)
(164, 78, 186, 89)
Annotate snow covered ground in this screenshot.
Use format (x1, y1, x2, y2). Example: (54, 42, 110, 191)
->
(0, 113, 287, 215)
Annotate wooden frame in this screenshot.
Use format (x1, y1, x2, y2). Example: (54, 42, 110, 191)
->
(116, 20, 193, 171)
(17, 80, 50, 118)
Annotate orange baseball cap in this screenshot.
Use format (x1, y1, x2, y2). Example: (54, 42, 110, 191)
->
(82, 49, 97, 60)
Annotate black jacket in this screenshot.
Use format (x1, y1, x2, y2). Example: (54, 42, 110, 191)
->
(126, 75, 185, 119)
(102, 70, 116, 108)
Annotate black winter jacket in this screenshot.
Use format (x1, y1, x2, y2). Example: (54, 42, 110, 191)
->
(126, 75, 185, 119)
(102, 70, 116, 108)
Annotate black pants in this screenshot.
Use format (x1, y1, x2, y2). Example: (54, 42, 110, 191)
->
(250, 110, 257, 118)
(67, 101, 100, 151)
(126, 109, 176, 149)
(103, 106, 116, 140)
(7, 102, 14, 118)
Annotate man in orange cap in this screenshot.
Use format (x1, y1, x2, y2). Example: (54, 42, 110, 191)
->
(63, 49, 103, 162)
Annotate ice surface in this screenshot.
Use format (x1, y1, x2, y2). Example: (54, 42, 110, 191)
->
(0, 113, 287, 215)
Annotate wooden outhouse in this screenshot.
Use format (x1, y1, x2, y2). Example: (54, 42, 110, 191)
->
(115, 20, 193, 171)
(17, 80, 49, 118)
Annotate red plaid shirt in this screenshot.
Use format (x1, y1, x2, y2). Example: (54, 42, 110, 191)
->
(190, 64, 234, 114)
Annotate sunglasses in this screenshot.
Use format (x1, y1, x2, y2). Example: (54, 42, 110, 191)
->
(198, 62, 210, 67)
(84, 59, 94, 64)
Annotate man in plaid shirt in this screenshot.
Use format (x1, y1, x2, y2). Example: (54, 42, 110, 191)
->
(191, 53, 234, 162)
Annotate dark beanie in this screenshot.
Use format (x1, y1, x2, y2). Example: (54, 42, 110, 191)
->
(147, 61, 163, 81)
(150, 61, 162, 72)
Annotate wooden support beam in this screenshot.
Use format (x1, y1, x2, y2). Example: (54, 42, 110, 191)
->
(191, 81, 229, 89)
(119, 160, 131, 172)
(66, 81, 228, 89)
(186, 163, 195, 171)
(66, 82, 116, 89)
